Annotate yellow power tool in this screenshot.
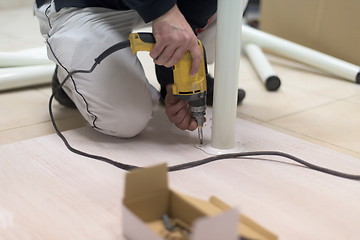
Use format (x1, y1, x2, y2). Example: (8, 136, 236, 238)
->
(128, 33, 207, 144)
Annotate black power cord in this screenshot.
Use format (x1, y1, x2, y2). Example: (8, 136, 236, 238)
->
(49, 42, 360, 180)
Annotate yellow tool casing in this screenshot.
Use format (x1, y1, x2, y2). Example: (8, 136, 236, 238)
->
(129, 33, 207, 101)
(171, 43, 207, 101)
(129, 33, 154, 54)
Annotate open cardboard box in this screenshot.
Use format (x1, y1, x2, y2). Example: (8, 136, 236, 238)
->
(122, 164, 277, 240)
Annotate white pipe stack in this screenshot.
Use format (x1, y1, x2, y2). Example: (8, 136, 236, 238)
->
(242, 25, 360, 83)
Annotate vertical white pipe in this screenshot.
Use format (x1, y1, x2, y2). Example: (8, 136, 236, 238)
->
(211, 0, 244, 149)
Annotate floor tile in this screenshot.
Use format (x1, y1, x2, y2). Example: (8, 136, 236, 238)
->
(0, 8, 44, 51)
(241, 116, 360, 159)
(270, 100, 360, 154)
(0, 0, 32, 9)
(0, 115, 88, 145)
(236, 84, 335, 121)
(203, 55, 338, 122)
(266, 54, 360, 99)
(0, 88, 81, 131)
(345, 95, 360, 105)
(35, 85, 56, 97)
(0, 35, 38, 52)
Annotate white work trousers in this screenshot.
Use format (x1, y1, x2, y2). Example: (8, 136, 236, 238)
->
(34, 2, 217, 138)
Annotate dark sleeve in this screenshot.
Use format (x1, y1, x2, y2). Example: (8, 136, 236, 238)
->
(122, 0, 176, 23)
(177, 0, 217, 29)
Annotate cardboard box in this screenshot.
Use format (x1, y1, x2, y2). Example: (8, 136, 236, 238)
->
(259, 0, 360, 66)
(122, 164, 277, 240)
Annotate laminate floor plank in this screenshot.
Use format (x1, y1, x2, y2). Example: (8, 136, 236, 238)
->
(1, 109, 359, 240)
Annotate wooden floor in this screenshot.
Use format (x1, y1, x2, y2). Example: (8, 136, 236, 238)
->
(1, 107, 360, 240)
(1, 5, 360, 240)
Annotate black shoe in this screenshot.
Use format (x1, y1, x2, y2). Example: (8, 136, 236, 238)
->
(206, 74, 245, 106)
(52, 66, 76, 108)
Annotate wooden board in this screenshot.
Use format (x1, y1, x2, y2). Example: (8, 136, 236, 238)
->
(1, 108, 360, 240)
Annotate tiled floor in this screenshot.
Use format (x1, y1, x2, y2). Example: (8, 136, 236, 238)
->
(1, 6, 360, 159)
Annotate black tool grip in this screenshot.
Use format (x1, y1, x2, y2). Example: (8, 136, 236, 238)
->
(138, 32, 156, 44)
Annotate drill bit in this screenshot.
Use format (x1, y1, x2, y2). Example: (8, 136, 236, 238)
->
(192, 111, 205, 145)
(198, 126, 203, 145)
(189, 102, 206, 145)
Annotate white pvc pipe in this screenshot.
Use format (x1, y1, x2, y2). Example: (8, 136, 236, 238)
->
(242, 25, 360, 83)
(0, 47, 52, 67)
(243, 43, 281, 91)
(0, 65, 55, 91)
(211, 0, 245, 149)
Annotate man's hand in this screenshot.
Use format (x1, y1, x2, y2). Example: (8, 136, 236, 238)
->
(164, 85, 198, 131)
(151, 4, 201, 76)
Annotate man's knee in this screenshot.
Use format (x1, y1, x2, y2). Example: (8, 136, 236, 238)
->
(93, 107, 153, 138)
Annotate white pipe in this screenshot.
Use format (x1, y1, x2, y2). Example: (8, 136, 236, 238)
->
(211, 0, 245, 149)
(243, 43, 281, 91)
(0, 47, 52, 67)
(0, 65, 55, 91)
(242, 25, 360, 83)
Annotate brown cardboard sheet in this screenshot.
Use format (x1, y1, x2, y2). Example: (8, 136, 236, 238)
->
(260, 0, 360, 65)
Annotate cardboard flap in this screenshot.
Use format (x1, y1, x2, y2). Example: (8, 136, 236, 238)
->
(210, 196, 277, 240)
(191, 209, 238, 240)
(124, 164, 168, 202)
(171, 192, 226, 226)
(123, 206, 162, 240)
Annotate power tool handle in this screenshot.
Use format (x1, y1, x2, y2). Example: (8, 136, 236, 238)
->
(95, 33, 155, 64)
(137, 32, 155, 44)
